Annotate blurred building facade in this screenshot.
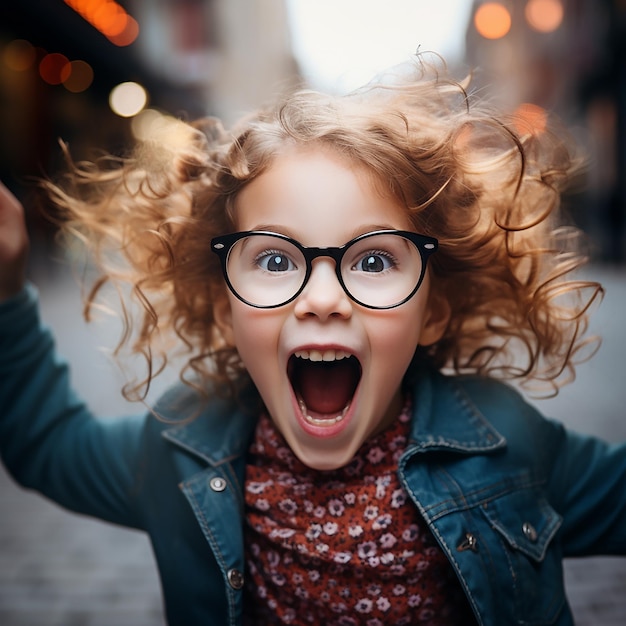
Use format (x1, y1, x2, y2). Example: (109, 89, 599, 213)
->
(0, 0, 297, 236)
(465, 0, 626, 262)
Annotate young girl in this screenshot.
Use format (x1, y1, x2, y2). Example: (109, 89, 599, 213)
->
(1, 58, 624, 626)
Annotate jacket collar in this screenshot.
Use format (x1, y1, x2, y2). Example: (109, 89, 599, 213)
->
(158, 382, 258, 466)
(406, 368, 507, 454)
(160, 369, 507, 466)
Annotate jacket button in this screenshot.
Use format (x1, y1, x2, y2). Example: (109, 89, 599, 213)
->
(227, 568, 244, 590)
(457, 532, 479, 552)
(210, 477, 227, 492)
(522, 522, 538, 542)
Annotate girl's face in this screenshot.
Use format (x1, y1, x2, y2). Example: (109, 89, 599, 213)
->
(217, 146, 449, 470)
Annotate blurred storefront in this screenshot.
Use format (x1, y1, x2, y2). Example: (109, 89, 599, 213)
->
(0, 0, 298, 240)
(465, 0, 626, 261)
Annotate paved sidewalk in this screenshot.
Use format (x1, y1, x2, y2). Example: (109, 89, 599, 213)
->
(1, 258, 625, 625)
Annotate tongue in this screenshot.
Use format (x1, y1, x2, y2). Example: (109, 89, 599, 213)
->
(295, 359, 359, 416)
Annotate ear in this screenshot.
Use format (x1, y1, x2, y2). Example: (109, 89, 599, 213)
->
(213, 296, 236, 347)
(419, 289, 451, 347)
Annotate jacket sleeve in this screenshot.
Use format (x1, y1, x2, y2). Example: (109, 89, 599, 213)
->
(0, 285, 147, 529)
(548, 422, 626, 556)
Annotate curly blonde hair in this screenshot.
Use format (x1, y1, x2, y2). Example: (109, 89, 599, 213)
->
(44, 58, 602, 401)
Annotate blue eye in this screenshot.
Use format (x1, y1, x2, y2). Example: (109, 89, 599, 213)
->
(256, 250, 297, 272)
(354, 251, 396, 273)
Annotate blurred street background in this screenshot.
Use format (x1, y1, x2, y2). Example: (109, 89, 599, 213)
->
(1, 0, 625, 624)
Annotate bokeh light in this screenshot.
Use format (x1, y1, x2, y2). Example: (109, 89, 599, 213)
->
(3, 39, 37, 71)
(64, 0, 139, 46)
(63, 60, 94, 93)
(109, 81, 148, 117)
(109, 16, 140, 47)
(39, 53, 70, 85)
(525, 0, 564, 33)
(474, 2, 512, 40)
(512, 102, 548, 135)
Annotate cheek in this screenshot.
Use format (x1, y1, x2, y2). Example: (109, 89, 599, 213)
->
(367, 302, 428, 365)
(229, 304, 281, 374)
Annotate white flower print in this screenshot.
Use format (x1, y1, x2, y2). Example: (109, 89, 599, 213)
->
(401, 524, 419, 542)
(380, 553, 395, 565)
(333, 551, 352, 564)
(328, 498, 345, 516)
(305, 523, 323, 540)
(392, 584, 406, 596)
(379, 533, 397, 549)
(408, 594, 422, 607)
(354, 598, 373, 613)
(366, 446, 385, 464)
(323, 521, 339, 536)
(316, 542, 330, 554)
(344, 493, 356, 505)
(374, 475, 391, 499)
(246, 481, 270, 494)
(376, 596, 391, 611)
(278, 498, 297, 515)
(255, 498, 270, 511)
(295, 587, 309, 599)
(313, 505, 326, 518)
(348, 524, 364, 538)
(367, 583, 381, 596)
(357, 541, 377, 560)
(363, 505, 379, 521)
(308, 570, 320, 582)
(390, 488, 407, 508)
(270, 528, 297, 541)
(372, 513, 392, 530)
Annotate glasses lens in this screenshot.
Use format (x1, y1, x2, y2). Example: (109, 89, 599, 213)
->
(340, 233, 424, 308)
(225, 234, 306, 307)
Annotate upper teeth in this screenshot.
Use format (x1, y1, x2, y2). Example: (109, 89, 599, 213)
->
(294, 349, 350, 362)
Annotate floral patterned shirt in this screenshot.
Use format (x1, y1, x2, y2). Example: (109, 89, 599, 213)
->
(242, 403, 476, 625)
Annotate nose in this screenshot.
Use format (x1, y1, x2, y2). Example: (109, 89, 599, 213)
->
(293, 259, 353, 321)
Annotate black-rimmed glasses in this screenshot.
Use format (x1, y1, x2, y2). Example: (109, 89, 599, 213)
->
(211, 230, 438, 310)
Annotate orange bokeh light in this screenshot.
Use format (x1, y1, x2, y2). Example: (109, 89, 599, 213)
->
(64, 0, 139, 46)
(525, 0, 564, 33)
(474, 2, 512, 40)
(109, 16, 139, 47)
(513, 103, 548, 136)
(3, 39, 37, 71)
(39, 53, 70, 85)
(63, 60, 94, 93)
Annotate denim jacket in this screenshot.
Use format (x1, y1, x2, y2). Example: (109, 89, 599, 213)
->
(1, 286, 626, 626)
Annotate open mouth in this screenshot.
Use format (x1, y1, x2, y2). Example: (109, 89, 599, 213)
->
(288, 350, 362, 427)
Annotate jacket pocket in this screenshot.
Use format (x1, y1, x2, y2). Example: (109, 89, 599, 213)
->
(481, 489, 565, 625)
